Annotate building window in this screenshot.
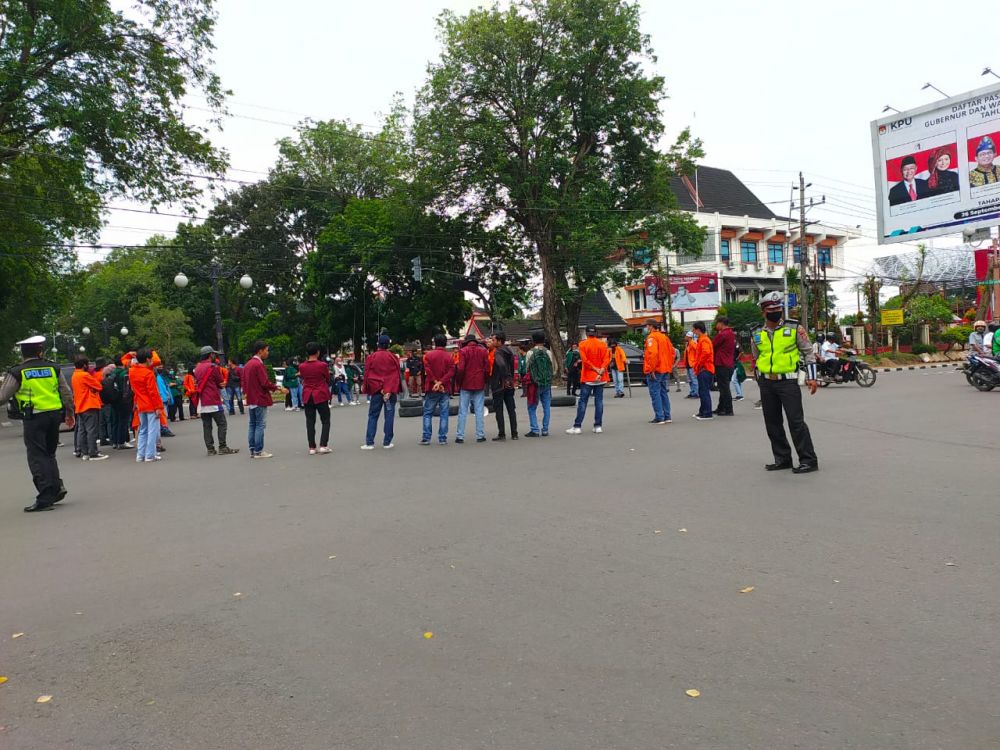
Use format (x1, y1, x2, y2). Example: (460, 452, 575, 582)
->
(720, 238, 730, 262)
(767, 242, 784, 265)
(740, 240, 758, 264)
(818, 247, 832, 268)
(793, 244, 802, 264)
(631, 288, 648, 311)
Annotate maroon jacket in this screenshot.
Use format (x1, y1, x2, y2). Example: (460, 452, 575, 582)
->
(298, 359, 331, 405)
(362, 350, 402, 395)
(712, 327, 736, 369)
(423, 348, 455, 393)
(457, 341, 489, 391)
(243, 355, 278, 407)
(193, 361, 225, 408)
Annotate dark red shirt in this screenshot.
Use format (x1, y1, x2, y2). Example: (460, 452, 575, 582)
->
(423, 348, 455, 393)
(362, 350, 402, 395)
(193, 361, 225, 407)
(243, 356, 278, 407)
(298, 359, 331, 405)
(712, 327, 736, 369)
(457, 341, 489, 391)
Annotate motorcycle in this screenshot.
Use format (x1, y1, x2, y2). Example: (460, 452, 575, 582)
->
(816, 350, 877, 388)
(964, 353, 1000, 391)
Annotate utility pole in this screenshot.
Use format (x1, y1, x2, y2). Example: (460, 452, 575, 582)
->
(799, 172, 810, 331)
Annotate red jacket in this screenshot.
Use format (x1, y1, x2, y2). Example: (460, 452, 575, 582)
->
(298, 359, 331, 404)
(194, 361, 225, 408)
(457, 341, 489, 391)
(362, 350, 402, 395)
(243, 356, 278, 407)
(423, 348, 455, 393)
(712, 327, 736, 369)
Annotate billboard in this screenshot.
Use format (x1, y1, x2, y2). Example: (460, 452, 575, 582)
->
(645, 273, 721, 311)
(871, 81, 1000, 244)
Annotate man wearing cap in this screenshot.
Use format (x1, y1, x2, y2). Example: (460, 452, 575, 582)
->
(566, 325, 610, 435)
(969, 136, 999, 187)
(361, 334, 402, 450)
(0, 335, 75, 512)
(194, 345, 239, 457)
(888, 155, 928, 206)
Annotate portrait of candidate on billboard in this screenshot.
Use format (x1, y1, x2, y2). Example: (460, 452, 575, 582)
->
(668, 274, 720, 311)
(967, 133, 1000, 188)
(885, 142, 960, 206)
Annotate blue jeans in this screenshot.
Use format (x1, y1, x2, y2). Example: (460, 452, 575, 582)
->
(611, 369, 624, 395)
(288, 384, 302, 408)
(573, 383, 604, 428)
(456, 389, 485, 440)
(731, 369, 743, 398)
(137, 411, 159, 460)
(422, 392, 450, 442)
(696, 371, 714, 417)
(687, 367, 699, 396)
(528, 386, 552, 434)
(646, 372, 671, 421)
(334, 381, 351, 403)
(226, 385, 244, 414)
(248, 405, 268, 454)
(366, 392, 396, 446)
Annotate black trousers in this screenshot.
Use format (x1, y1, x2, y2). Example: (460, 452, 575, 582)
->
(303, 400, 331, 448)
(758, 377, 817, 465)
(168, 400, 185, 421)
(567, 370, 580, 395)
(188, 398, 197, 418)
(23, 410, 64, 506)
(201, 410, 228, 450)
(715, 366, 734, 415)
(112, 404, 132, 445)
(493, 388, 518, 437)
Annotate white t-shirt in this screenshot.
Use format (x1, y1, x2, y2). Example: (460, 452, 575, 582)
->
(820, 341, 840, 362)
(985, 331, 995, 353)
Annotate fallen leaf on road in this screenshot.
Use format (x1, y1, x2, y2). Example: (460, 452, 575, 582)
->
(653, 530, 662, 534)
(739, 586, 755, 594)
(11, 633, 24, 639)
(945, 562, 957, 567)
(678, 528, 688, 533)
(423, 631, 434, 639)
(146, 699, 155, 706)
(233, 592, 242, 597)
(685, 689, 700, 698)
(629, 448, 636, 452)
(36, 695, 52, 703)
(74, 612, 83, 616)
(328, 555, 336, 560)
(0, 677, 8, 685)
(833, 579, 840, 583)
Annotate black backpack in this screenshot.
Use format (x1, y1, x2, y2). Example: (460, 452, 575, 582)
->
(100, 370, 121, 405)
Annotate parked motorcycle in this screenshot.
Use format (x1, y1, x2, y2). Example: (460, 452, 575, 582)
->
(964, 354, 1000, 391)
(816, 350, 877, 388)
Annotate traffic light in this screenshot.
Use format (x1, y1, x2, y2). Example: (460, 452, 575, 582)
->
(411, 256, 423, 282)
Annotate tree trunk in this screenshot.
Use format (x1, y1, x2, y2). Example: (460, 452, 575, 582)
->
(539, 249, 566, 377)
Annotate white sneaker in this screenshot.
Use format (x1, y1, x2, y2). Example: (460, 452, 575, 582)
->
(317, 447, 332, 454)
(593, 426, 603, 434)
(565, 427, 582, 435)
(383, 443, 394, 450)
(145, 455, 163, 462)
(309, 448, 317, 455)
(284, 407, 293, 412)
(253, 451, 274, 459)
(123, 441, 135, 448)
(360, 444, 375, 451)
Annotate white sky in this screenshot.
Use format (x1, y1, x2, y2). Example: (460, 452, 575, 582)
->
(97, 0, 993, 311)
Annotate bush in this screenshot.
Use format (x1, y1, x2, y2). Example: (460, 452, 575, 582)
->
(937, 324, 972, 347)
(911, 343, 936, 355)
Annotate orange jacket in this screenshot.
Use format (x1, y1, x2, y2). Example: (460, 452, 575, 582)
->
(683, 341, 698, 368)
(578, 336, 611, 383)
(71, 369, 103, 413)
(129, 364, 164, 413)
(612, 345, 627, 372)
(183, 373, 196, 397)
(643, 331, 675, 375)
(692, 334, 716, 375)
(219, 365, 229, 386)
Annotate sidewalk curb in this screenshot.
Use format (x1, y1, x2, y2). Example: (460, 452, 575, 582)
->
(875, 362, 963, 373)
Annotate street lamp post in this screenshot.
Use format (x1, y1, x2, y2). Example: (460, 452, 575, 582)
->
(174, 263, 253, 355)
(84, 320, 129, 346)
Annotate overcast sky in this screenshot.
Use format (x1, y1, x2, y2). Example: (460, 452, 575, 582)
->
(99, 0, 993, 310)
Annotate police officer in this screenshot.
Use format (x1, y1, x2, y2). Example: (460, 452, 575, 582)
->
(750, 292, 819, 474)
(0, 335, 75, 512)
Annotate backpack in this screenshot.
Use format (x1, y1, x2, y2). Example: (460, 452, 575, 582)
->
(101, 370, 122, 405)
(116, 368, 133, 408)
(528, 348, 553, 387)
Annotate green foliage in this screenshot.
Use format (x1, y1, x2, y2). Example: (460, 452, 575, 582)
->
(906, 295, 954, 326)
(718, 301, 763, 334)
(236, 313, 294, 364)
(937, 324, 972, 346)
(910, 343, 936, 355)
(131, 302, 196, 368)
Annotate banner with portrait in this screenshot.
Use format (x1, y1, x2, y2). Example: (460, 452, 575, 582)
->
(645, 273, 721, 312)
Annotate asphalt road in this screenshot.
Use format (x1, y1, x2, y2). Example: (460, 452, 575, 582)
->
(1, 371, 997, 749)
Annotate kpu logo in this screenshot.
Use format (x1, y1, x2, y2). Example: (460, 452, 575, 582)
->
(880, 118, 913, 135)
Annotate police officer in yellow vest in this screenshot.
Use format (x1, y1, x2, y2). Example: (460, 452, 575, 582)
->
(750, 292, 819, 474)
(0, 335, 75, 512)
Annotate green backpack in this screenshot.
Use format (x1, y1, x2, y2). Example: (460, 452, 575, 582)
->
(528, 348, 553, 387)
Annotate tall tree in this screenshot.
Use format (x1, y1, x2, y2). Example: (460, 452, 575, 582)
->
(415, 0, 704, 362)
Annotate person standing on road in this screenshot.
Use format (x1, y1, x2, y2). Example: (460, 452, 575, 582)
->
(129, 348, 164, 463)
(454, 334, 489, 444)
(682, 331, 700, 399)
(183, 366, 197, 418)
(420, 334, 454, 445)
(567, 326, 610, 435)
(751, 291, 819, 474)
(643, 319, 674, 424)
(406, 349, 424, 398)
(194, 346, 239, 457)
(608, 338, 627, 398)
(299, 342, 333, 455)
(331, 357, 352, 406)
(361, 335, 402, 450)
(525, 332, 556, 437)
(564, 343, 581, 396)
(226, 358, 245, 416)
(167, 368, 185, 422)
(244, 340, 281, 459)
(283, 359, 301, 411)
(712, 316, 736, 417)
(691, 322, 715, 421)
(489, 333, 519, 441)
(0, 335, 75, 512)
(72, 356, 108, 461)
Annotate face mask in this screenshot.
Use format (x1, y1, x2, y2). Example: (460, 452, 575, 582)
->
(766, 311, 783, 323)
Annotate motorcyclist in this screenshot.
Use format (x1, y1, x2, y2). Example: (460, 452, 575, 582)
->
(819, 333, 845, 380)
(969, 321, 987, 357)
